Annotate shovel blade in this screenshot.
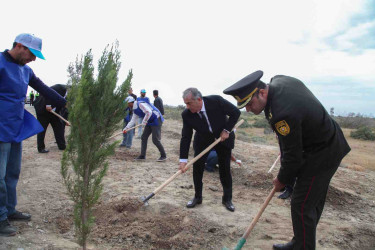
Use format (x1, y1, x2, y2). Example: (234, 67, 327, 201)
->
(140, 196, 149, 206)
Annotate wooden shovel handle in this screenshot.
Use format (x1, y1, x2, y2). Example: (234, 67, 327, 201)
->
(268, 154, 281, 173)
(50, 110, 71, 126)
(242, 187, 276, 239)
(152, 119, 244, 195)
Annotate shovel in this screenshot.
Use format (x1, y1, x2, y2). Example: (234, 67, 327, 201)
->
(267, 154, 280, 173)
(108, 124, 143, 139)
(50, 110, 71, 126)
(223, 187, 276, 250)
(141, 119, 244, 205)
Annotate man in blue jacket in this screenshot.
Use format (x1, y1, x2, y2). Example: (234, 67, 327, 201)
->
(123, 96, 166, 162)
(0, 33, 66, 236)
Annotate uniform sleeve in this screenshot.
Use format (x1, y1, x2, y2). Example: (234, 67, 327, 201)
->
(274, 116, 303, 185)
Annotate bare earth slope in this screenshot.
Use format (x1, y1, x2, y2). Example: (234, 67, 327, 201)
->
(1, 106, 374, 249)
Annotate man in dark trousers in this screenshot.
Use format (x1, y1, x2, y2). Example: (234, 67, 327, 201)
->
(179, 88, 240, 212)
(29, 90, 34, 106)
(153, 90, 164, 115)
(224, 70, 350, 249)
(34, 84, 68, 153)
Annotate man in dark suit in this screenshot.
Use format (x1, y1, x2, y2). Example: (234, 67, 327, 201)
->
(224, 70, 351, 249)
(34, 84, 68, 153)
(179, 88, 240, 212)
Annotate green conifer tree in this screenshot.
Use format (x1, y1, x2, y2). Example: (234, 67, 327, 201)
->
(61, 42, 132, 249)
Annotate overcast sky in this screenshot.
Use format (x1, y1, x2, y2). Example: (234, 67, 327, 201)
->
(2, 0, 375, 116)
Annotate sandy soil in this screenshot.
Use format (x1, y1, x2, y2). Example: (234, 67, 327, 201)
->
(1, 106, 374, 249)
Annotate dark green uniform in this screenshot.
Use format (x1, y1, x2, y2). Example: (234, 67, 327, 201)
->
(265, 75, 351, 249)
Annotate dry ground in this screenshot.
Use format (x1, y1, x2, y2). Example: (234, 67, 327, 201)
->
(1, 106, 374, 249)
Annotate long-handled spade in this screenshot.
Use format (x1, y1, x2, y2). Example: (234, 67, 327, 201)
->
(141, 119, 244, 205)
(50, 109, 71, 126)
(108, 124, 143, 140)
(223, 186, 276, 250)
(268, 154, 280, 173)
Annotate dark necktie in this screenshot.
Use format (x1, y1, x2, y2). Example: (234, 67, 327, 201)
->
(199, 111, 209, 131)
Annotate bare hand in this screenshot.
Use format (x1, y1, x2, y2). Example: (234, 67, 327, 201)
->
(46, 106, 52, 112)
(220, 130, 230, 142)
(179, 162, 188, 173)
(273, 177, 286, 192)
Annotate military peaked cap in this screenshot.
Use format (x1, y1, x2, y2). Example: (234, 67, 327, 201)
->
(223, 70, 264, 109)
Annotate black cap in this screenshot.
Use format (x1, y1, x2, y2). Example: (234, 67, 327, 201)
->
(223, 70, 263, 109)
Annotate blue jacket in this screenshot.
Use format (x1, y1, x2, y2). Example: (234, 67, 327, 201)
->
(133, 99, 164, 126)
(0, 50, 67, 142)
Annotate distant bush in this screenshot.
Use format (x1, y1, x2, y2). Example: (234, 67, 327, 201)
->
(164, 105, 183, 120)
(264, 126, 274, 134)
(350, 126, 375, 141)
(334, 113, 375, 129)
(253, 118, 269, 128)
(240, 119, 252, 128)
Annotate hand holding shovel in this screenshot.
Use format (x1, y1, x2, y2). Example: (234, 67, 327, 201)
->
(108, 124, 142, 139)
(141, 119, 244, 205)
(49, 109, 71, 126)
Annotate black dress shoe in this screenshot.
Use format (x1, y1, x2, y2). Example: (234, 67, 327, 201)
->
(278, 186, 293, 199)
(8, 211, 31, 221)
(38, 149, 49, 153)
(273, 239, 295, 250)
(222, 200, 235, 212)
(186, 197, 202, 208)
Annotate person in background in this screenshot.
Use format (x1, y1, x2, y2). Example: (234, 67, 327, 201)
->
(33, 84, 68, 153)
(128, 87, 137, 100)
(153, 90, 164, 116)
(29, 90, 34, 106)
(0, 33, 66, 236)
(123, 96, 167, 162)
(224, 70, 350, 250)
(205, 149, 242, 172)
(120, 96, 135, 148)
(136, 89, 149, 138)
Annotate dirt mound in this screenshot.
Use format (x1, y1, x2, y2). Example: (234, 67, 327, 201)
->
(233, 168, 274, 189)
(321, 225, 375, 250)
(326, 186, 362, 211)
(91, 198, 226, 249)
(113, 150, 139, 161)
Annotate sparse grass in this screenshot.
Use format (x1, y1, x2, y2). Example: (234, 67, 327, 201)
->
(341, 128, 375, 171)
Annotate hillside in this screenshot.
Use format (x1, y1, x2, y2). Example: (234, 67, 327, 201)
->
(1, 106, 374, 250)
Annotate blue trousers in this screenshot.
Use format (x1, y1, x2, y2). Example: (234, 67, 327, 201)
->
(0, 142, 22, 221)
(205, 150, 218, 171)
(122, 120, 134, 148)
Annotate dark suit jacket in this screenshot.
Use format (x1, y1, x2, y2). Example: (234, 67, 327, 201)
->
(34, 84, 67, 116)
(179, 95, 241, 159)
(154, 96, 164, 115)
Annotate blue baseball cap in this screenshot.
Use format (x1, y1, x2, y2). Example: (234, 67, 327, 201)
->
(14, 33, 45, 60)
(141, 89, 146, 93)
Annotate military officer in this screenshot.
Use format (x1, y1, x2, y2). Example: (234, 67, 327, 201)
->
(223, 70, 351, 250)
